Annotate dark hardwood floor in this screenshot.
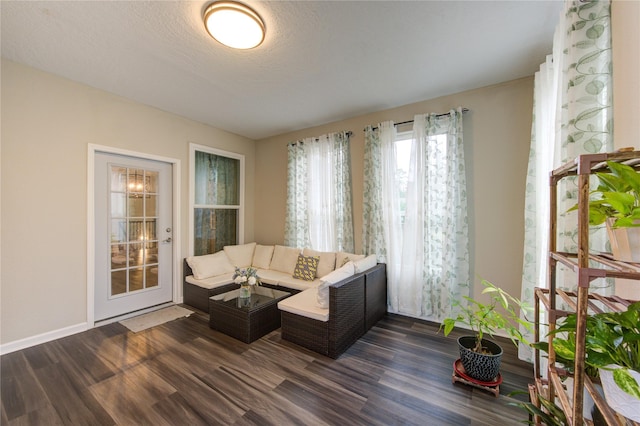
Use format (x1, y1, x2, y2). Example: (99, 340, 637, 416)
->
(1, 309, 533, 425)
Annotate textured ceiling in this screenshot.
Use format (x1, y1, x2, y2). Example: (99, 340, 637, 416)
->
(1, 1, 563, 140)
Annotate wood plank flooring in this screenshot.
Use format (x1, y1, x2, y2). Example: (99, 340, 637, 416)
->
(1, 309, 534, 425)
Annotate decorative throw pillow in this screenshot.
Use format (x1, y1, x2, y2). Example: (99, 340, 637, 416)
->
(292, 254, 320, 281)
(315, 280, 331, 309)
(303, 248, 337, 278)
(316, 261, 355, 308)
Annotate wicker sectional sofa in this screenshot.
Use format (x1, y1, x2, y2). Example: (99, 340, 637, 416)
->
(183, 242, 387, 357)
(278, 262, 386, 358)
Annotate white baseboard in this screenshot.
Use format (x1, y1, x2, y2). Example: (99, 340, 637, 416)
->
(0, 322, 89, 355)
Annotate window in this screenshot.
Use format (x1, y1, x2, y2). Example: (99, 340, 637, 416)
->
(190, 144, 244, 256)
(394, 131, 412, 226)
(395, 131, 452, 226)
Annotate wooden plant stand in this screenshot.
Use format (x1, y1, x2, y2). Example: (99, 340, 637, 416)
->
(452, 359, 502, 398)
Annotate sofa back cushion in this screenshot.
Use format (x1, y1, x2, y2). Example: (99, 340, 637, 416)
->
(186, 251, 235, 280)
(354, 254, 377, 273)
(302, 248, 337, 278)
(336, 252, 365, 268)
(270, 245, 301, 274)
(316, 261, 355, 308)
(252, 244, 275, 269)
(223, 242, 256, 267)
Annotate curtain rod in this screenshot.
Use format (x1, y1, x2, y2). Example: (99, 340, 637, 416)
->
(367, 108, 469, 131)
(288, 131, 353, 146)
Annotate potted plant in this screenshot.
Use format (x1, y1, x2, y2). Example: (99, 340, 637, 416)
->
(440, 279, 533, 382)
(568, 160, 640, 262)
(544, 302, 640, 421)
(232, 266, 261, 298)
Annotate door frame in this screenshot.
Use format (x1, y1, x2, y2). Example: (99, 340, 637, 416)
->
(87, 144, 181, 327)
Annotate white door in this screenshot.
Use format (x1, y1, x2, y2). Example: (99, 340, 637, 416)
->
(94, 152, 173, 321)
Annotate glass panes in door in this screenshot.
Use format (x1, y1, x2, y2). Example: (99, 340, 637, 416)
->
(109, 166, 159, 297)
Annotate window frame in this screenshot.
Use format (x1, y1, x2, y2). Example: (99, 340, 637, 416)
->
(188, 143, 245, 256)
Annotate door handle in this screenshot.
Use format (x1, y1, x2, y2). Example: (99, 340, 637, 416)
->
(162, 237, 172, 243)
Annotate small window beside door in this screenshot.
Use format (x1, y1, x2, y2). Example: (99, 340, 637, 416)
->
(190, 144, 244, 256)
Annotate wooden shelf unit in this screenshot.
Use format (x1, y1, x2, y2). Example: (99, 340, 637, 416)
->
(532, 151, 640, 426)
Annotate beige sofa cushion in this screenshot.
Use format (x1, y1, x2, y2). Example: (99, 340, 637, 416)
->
(336, 252, 365, 268)
(354, 254, 377, 273)
(185, 272, 235, 289)
(186, 251, 235, 280)
(278, 275, 322, 291)
(224, 242, 256, 267)
(302, 248, 337, 278)
(254, 269, 284, 286)
(316, 261, 355, 308)
(258, 269, 321, 291)
(252, 244, 275, 269)
(270, 245, 301, 274)
(278, 289, 329, 322)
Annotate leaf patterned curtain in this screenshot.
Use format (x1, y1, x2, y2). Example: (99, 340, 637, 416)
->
(363, 109, 470, 321)
(520, 0, 613, 362)
(285, 131, 354, 252)
(363, 122, 402, 263)
(401, 109, 470, 319)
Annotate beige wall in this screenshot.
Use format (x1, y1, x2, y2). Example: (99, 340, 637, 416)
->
(255, 77, 535, 308)
(611, 0, 640, 299)
(612, 0, 640, 151)
(1, 59, 256, 345)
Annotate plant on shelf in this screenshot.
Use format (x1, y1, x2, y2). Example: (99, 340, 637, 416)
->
(543, 302, 640, 421)
(568, 159, 640, 262)
(569, 160, 640, 228)
(511, 390, 568, 426)
(440, 279, 533, 382)
(532, 322, 602, 422)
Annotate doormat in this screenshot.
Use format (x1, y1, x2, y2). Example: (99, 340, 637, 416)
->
(119, 305, 193, 333)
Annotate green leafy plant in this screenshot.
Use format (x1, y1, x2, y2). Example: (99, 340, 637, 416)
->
(532, 335, 600, 380)
(440, 279, 533, 353)
(510, 390, 568, 426)
(545, 301, 640, 399)
(568, 160, 640, 228)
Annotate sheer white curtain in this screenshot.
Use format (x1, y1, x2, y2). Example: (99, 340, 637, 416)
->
(285, 131, 354, 252)
(519, 51, 561, 361)
(363, 122, 403, 305)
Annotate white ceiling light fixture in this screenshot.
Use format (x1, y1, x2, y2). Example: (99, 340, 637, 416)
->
(203, 1, 265, 50)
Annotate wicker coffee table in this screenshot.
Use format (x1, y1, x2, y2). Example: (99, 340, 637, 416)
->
(208, 286, 291, 343)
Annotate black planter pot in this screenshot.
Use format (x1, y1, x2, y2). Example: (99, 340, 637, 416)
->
(457, 336, 503, 382)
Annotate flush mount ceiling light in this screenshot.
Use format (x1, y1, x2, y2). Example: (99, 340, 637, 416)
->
(203, 1, 265, 49)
